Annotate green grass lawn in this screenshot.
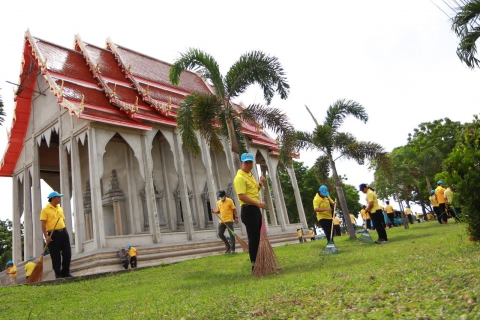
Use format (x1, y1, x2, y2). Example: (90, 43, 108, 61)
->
(2, 222, 479, 319)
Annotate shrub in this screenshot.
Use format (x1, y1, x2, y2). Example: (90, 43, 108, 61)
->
(443, 115, 480, 242)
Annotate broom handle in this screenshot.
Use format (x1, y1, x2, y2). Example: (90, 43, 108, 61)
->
(330, 199, 337, 240)
(213, 214, 237, 236)
(39, 217, 61, 257)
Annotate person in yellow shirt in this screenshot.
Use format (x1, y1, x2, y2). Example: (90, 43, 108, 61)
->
(361, 205, 372, 230)
(333, 215, 341, 236)
(360, 183, 388, 243)
(313, 185, 336, 243)
(233, 153, 266, 272)
(308, 228, 315, 241)
(297, 229, 304, 243)
(5, 260, 17, 285)
(40, 191, 72, 279)
(384, 201, 396, 227)
(211, 190, 238, 253)
(405, 206, 413, 224)
(24, 257, 36, 280)
(429, 189, 439, 222)
(126, 244, 137, 268)
(435, 180, 447, 224)
(444, 185, 461, 222)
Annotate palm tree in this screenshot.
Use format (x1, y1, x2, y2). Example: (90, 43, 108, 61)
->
(169, 49, 295, 170)
(295, 100, 391, 239)
(451, 0, 480, 68)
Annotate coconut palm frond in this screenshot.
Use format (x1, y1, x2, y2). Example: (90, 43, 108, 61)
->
(225, 51, 289, 104)
(191, 92, 224, 153)
(343, 141, 390, 168)
(313, 155, 331, 185)
(333, 132, 357, 151)
(176, 94, 201, 156)
(312, 125, 335, 153)
(169, 48, 226, 99)
(294, 131, 317, 151)
(304, 105, 319, 126)
(324, 99, 368, 131)
(278, 128, 297, 164)
(451, 0, 480, 68)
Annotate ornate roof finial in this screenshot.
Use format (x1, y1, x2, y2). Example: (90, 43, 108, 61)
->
(79, 94, 85, 111)
(126, 64, 132, 74)
(112, 83, 117, 97)
(145, 84, 150, 95)
(95, 59, 101, 73)
(167, 96, 172, 111)
(134, 96, 139, 112)
(59, 80, 64, 96)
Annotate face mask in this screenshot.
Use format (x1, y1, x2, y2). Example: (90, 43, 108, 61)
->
(222, 196, 226, 201)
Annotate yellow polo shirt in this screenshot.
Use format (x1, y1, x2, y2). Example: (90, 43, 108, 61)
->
(350, 214, 355, 223)
(40, 203, 66, 231)
(129, 247, 137, 257)
(406, 208, 412, 215)
(444, 188, 453, 203)
(216, 198, 236, 223)
(308, 229, 314, 237)
(24, 261, 36, 277)
(366, 189, 382, 212)
(429, 195, 438, 207)
(385, 205, 394, 213)
(361, 209, 370, 220)
(435, 186, 446, 204)
(313, 194, 334, 221)
(297, 230, 302, 237)
(333, 217, 340, 225)
(233, 169, 260, 206)
(8, 265, 17, 278)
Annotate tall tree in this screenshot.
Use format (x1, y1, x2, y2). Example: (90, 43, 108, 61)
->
(169, 49, 295, 170)
(295, 101, 391, 239)
(0, 219, 13, 267)
(451, 0, 480, 68)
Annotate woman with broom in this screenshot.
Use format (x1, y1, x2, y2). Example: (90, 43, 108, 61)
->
(359, 183, 388, 244)
(313, 185, 336, 243)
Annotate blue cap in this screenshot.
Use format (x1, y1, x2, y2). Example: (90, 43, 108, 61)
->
(218, 190, 226, 197)
(430, 190, 435, 195)
(359, 183, 368, 191)
(437, 180, 444, 185)
(240, 153, 254, 162)
(318, 185, 329, 197)
(6, 260, 13, 265)
(27, 257, 33, 261)
(126, 244, 131, 249)
(47, 191, 64, 199)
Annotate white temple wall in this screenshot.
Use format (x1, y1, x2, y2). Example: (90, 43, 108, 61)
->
(213, 150, 234, 194)
(31, 77, 60, 132)
(60, 111, 72, 142)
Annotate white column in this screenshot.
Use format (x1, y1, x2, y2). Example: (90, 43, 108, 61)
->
(88, 127, 106, 249)
(187, 152, 204, 229)
(173, 130, 195, 240)
(265, 158, 286, 231)
(32, 141, 44, 257)
(275, 171, 290, 224)
(71, 137, 85, 254)
(159, 137, 176, 231)
(12, 176, 22, 263)
(261, 166, 277, 226)
(287, 166, 308, 228)
(125, 147, 140, 234)
(59, 143, 73, 243)
(23, 170, 33, 259)
(199, 139, 219, 230)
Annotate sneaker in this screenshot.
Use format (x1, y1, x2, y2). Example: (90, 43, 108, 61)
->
(230, 250, 236, 254)
(55, 274, 63, 279)
(375, 239, 388, 244)
(224, 247, 231, 254)
(64, 273, 74, 278)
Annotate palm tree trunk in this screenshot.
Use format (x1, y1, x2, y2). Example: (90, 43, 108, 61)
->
(425, 175, 433, 194)
(227, 119, 241, 172)
(329, 156, 356, 239)
(395, 191, 409, 229)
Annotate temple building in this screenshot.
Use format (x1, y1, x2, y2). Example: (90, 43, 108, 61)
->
(0, 31, 307, 278)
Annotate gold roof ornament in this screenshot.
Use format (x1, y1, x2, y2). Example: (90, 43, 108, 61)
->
(126, 64, 132, 74)
(58, 80, 64, 97)
(40, 57, 47, 69)
(167, 96, 172, 111)
(112, 83, 117, 97)
(145, 84, 150, 96)
(95, 59, 101, 73)
(133, 96, 139, 113)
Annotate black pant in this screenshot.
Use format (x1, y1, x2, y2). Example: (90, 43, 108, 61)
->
(438, 203, 447, 223)
(122, 260, 129, 269)
(47, 229, 71, 277)
(318, 219, 333, 242)
(218, 222, 235, 250)
(366, 219, 372, 230)
(241, 205, 262, 264)
(387, 213, 395, 226)
(433, 206, 441, 223)
(371, 210, 388, 241)
(130, 256, 137, 268)
(407, 214, 413, 224)
(334, 225, 341, 236)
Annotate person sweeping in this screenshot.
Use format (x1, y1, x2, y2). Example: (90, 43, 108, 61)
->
(233, 152, 266, 274)
(211, 190, 238, 253)
(314, 185, 336, 243)
(360, 184, 388, 244)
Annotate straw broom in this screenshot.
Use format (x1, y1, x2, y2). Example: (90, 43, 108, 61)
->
(213, 214, 249, 252)
(253, 187, 281, 277)
(320, 200, 340, 255)
(26, 218, 60, 284)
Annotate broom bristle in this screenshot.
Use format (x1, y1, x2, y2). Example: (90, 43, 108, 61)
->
(320, 239, 340, 255)
(358, 230, 374, 244)
(235, 235, 249, 252)
(252, 219, 282, 276)
(25, 256, 44, 284)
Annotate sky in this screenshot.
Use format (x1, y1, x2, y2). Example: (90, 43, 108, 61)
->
(0, 0, 478, 221)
